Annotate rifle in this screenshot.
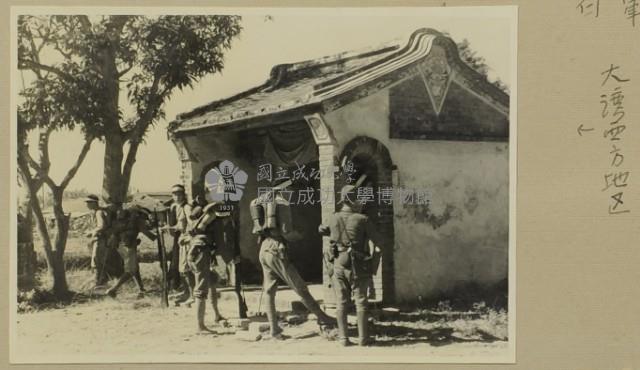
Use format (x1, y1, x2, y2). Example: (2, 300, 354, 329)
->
(154, 208, 169, 308)
(231, 215, 248, 319)
(234, 259, 249, 319)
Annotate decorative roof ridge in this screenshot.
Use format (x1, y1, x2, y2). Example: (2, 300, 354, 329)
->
(169, 27, 510, 135)
(173, 38, 403, 123)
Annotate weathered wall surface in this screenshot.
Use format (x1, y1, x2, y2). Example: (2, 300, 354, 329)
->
(324, 87, 509, 302)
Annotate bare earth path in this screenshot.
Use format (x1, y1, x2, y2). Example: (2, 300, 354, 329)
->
(14, 284, 508, 363)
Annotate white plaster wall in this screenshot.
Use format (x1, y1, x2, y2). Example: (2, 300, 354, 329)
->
(324, 88, 509, 302)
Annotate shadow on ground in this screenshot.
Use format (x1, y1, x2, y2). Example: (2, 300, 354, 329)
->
(370, 324, 501, 347)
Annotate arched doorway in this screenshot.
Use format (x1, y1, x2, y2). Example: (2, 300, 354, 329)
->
(339, 136, 396, 304)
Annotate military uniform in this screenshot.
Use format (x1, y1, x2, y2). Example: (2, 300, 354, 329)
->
(251, 190, 336, 338)
(187, 203, 231, 301)
(187, 235, 216, 299)
(85, 195, 111, 286)
(187, 202, 233, 330)
(167, 184, 195, 305)
(325, 185, 380, 346)
(105, 207, 156, 297)
(171, 200, 193, 274)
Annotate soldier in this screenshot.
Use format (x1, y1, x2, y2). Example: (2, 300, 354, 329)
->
(250, 180, 336, 340)
(84, 194, 111, 287)
(322, 185, 381, 346)
(164, 184, 196, 306)
(186, 202, 231, 333)
(105, 206, 157, 298)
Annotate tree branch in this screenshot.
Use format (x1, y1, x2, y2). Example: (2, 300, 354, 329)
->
(120, 71, 165, 195)
(18, 141, 57, 191)
(18, 59, 76, 83)
(77, 15, 93, 35)
(17, 153, 54, 253)
(118, 63, 134, 78)
(60, 136, 94, 190)
(23, 24, 45, 80)
(124, 73, 163, 141)
(52, 40, 73, 59)
(38, 126, 54, 175)
(121, 139, 140, 195)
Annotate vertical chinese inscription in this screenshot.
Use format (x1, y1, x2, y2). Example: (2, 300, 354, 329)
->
(577, 0, 600, 18)
(600, 64, 631, 215)
(623, 0, 639, 26)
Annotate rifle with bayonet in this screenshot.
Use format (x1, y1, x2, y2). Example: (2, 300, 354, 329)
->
(231, 211, 248, 319)
(154, 208, 169, 308)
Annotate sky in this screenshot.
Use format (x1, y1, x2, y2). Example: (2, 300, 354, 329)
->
(22, 7, 514, 194)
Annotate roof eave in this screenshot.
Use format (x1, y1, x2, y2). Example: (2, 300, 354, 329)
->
(170, 102, 323, 139)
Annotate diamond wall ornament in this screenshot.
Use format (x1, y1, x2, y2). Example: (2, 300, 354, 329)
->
(418, 51, 454, 116)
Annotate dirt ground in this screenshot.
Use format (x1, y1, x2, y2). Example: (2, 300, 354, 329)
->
(14, 262, 509, 363)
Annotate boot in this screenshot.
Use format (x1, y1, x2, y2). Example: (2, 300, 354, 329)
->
(336, 309, 352, 346)
(357, 310, 373, 346)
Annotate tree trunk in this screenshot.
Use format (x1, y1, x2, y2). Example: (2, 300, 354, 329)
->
(102, 134, 126, 277)
(17, 175, 37, 291)
(17, 156, 69, 297)
(50, 188, 70, 296)
(103, 133, 126, 204)
(49, 249, 69, 297)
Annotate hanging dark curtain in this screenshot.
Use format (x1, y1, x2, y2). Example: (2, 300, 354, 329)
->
(262, 121, 317, 167)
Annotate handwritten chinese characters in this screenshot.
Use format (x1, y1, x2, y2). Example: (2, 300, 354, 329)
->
(577, 0, 638, 26)
(577, 0, 600, 18)
(623, 0, 639, 27)
(600, 64, 631, 215)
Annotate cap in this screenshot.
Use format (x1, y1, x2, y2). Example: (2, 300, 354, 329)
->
(340, 185, 356, 204)
(171, 184, 185, 194)
(84, 194, 100, 203)
(190, 234, 209, 247)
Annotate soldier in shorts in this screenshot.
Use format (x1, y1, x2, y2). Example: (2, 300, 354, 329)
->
(251, 180, 336, 340)
(165, 184, 196, 306)
(187, 202, 231, 333)
(105, 206, 156, 298)
(321, 185, 382, 346)
(84, 194, 111, 287)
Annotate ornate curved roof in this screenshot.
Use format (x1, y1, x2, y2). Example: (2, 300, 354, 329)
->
(168, 28, 509, 136)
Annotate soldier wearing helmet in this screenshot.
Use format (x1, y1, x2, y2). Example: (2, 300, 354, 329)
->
(186, 200, 234, 333)
(320, 184, 382, 346)
(250, 179, 336, 340)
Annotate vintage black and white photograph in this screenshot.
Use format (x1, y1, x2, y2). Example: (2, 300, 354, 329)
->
(10, 6, 517, 363)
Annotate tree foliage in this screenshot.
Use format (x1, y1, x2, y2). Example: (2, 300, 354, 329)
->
(17, 15, 242, 295)
(441, 32, 510, 94)
(18, 15, 242, 142)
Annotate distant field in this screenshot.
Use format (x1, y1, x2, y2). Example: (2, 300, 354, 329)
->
(41, 198, 94, 217)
